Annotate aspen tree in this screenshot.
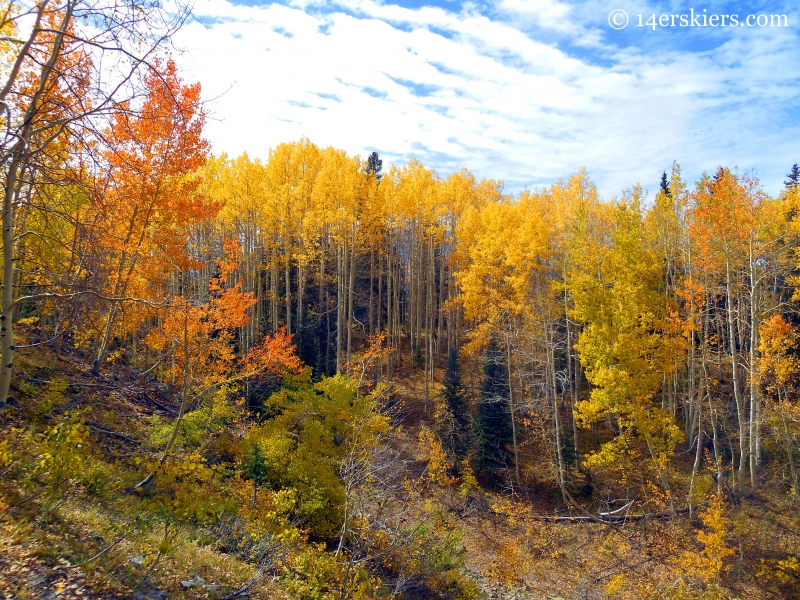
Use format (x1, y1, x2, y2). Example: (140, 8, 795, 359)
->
(0, 0, 192, 408)
(571, 198, 684, 497)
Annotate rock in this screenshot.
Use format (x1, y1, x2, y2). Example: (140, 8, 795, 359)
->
(129, 555, 146, 566)
(180, 574, 206, 588)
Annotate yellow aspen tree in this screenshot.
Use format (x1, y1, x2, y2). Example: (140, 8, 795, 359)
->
(758, 314, 800, 501)
(571, 197, 684, 498)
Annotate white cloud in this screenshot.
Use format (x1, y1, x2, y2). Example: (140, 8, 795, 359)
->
(173, 0, 800, 197)
(496, 0, 575, 33)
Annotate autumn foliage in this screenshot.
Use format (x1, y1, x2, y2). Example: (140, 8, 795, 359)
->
(3, 22, 800, 597)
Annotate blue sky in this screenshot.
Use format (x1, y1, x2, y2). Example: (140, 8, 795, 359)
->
(175, 0, 800, 198)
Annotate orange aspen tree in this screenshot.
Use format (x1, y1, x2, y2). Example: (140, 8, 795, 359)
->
(689, 168, 772, 493)
(139, 240, 303, 478)
(91, 59, 212, 370)
(0, 0, 191, 409)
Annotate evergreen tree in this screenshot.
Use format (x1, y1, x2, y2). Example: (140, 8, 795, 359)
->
(366, 151, 383, 183)
(412, 345, 423, 369)
(474, 339, 513, 484)
(241, 443, 272, 506)
(660, 171, 671, 198)
(437, 347, 471, 461)
(785, 163, 800, 189)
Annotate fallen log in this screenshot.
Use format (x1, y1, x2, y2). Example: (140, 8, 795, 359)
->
(88, 425, 141, 445)
(535, 507, 690, 523)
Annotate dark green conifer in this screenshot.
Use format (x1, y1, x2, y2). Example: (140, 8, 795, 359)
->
(438, 346, 471, 461)
(474, 339, 513, 484)
(785, 163, 800, 189)
(660, 171, 671, 198)
(366, 151, 383, 183)
(241, 443, 271, 506)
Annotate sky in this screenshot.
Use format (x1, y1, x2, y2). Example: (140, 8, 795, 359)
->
(172, 0, 800, 199)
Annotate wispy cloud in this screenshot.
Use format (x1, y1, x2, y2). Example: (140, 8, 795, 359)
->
(174, 0, 800, 197)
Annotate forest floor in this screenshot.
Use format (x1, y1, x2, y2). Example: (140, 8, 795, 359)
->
(1, 350, 799, 600)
